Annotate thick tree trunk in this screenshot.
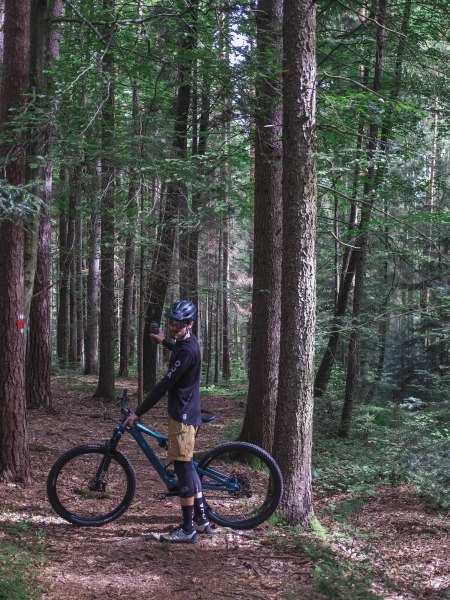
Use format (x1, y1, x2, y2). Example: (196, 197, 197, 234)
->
(0, 0, 32, 483)
(23, 0, 51, 328)
(93, 1, 116, 401)
(26, 0, 63, 408)
(143, 1, 197, 390)
(177, 0, 198, 300)
(239, 0, 283, 451)
(27, 164, 52, 409)
(272, 0, 316, 525)
(143, 187, 178, 391)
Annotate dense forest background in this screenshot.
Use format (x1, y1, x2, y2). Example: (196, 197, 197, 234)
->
(0, 0, 449, 525)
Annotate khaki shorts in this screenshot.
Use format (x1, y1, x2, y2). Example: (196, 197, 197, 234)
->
(167, 417, 198, 461)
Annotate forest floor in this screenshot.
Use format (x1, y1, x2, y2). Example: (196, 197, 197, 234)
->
(0, 375, 449, 600)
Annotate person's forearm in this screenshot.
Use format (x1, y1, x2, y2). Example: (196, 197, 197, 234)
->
(135, 379, 167, 416)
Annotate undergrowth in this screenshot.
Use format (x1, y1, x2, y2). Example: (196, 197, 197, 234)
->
(313, 396, 450, 510)
(265, 521, 387, 599)
(0, 521, 46, 599)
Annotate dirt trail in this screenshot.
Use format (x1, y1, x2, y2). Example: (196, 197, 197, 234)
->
(0, 377, 448, 599)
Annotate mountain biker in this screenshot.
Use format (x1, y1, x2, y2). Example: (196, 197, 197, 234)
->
(124, 300, 210, 544)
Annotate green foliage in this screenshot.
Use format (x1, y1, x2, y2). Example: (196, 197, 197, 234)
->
(310, 555, 381, 600)
(0, 522, 46, 600)
(222, 419, 244, 442)
(314, 397, 450, 510)
(309, 515, 328, 541)
(0, 182, 43, 222)
(266, 525, 384, 600)
(409, 440, 450, 510)
(201, 384, 247, 397)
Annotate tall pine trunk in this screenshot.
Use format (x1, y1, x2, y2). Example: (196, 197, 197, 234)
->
(239, 0, 283, 451)
(143, 1, 197, 390)
(272, 0, 316, 524)
(93, 1, 116, 401)
(27, 0, 63, 408)
(0, 0, 32, 483)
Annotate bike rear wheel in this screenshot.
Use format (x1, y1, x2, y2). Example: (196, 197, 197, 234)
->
(197, 442, 283, 529)
(47, 444, 136, 526)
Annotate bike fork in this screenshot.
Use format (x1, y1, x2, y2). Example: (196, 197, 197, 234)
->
(91, 426, 123, 489)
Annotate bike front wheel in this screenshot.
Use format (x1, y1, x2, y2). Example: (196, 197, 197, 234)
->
(197, 441, 283, 529)
(47, 444, 136, 526)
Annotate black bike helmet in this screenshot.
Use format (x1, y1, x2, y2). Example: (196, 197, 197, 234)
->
(165, 300, 197, 322)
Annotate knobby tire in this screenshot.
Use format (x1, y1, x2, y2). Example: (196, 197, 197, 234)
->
(197, 441, 283, 529)
(46, 444, 136, 526)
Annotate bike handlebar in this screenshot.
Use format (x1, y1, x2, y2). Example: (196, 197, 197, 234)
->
(116, 390, 132, 421)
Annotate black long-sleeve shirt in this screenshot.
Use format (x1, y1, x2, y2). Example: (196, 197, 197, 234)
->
(135, 335, 202, 426)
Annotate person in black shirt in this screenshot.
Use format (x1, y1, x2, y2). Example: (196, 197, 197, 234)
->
(124, 300, 210, 544)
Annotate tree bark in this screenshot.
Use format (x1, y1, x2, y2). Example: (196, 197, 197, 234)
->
(93, 0, 116, 401)
(56, 198, 70, 366)
(0, 0, 32, 483)
(119, 204, 137, 377)
(27, 163, 52, 409)
(272, 0, 316, 524)
(143, 1, 197, 390)
(119, 84, 140, 377)
(84, 206, 100, 374)
(222, 219, 231, 380)
(188, 78, 210, 342)
(26, 0, 63, 408)
(239, 0, 283, 451)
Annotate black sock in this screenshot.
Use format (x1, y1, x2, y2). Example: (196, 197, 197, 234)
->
(181, 505, 194, 533)
(194, 495, 208, 524)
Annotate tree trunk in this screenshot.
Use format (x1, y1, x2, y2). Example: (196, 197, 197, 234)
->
(0, 0, 32, 483)
(239, 0, 283, 451)
(84, 206, 100, 374)
(314, 74, 367, 398)
(177, 0, 199, 300)
(27, 164, 52, 409)
(93, 1, 116, 401)
(189, 79, 210, 340)
(213, 231, 222, 384)
(222, 216, 231, 380)
(57, 177, 70, 366)
(23, 0, 50, 330)
(143, 1, 197, 390)
(119, 84, 140, 377)
(26, 0, 63, 408)
(68, 178, 78, 364)
(119, 213, 136, 377)
(272, 0, 316, 525)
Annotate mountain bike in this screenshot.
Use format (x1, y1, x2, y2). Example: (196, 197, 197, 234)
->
(46, 390, 283, 530)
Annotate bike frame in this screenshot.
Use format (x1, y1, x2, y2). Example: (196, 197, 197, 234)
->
(112, 421, 239, 495)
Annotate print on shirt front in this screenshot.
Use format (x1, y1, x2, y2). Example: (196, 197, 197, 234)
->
(135, 336, 201, 426)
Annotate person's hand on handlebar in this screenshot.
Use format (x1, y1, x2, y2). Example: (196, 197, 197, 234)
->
(124, 411, 140, 428)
